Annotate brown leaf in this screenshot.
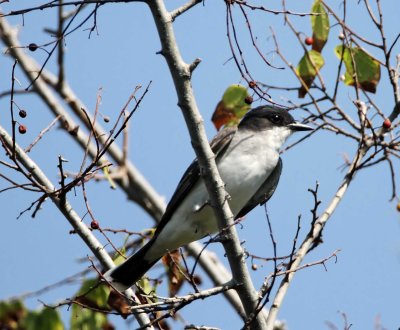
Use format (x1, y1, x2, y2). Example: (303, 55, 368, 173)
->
(211, 101, 237, 131)
(211, 85, 251, 130)
(102, 321, 116, 330)
(107, 289, 131, 319)
(162, 251, 186, 297)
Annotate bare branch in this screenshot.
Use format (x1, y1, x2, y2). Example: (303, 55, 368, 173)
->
(265, 142, 369, 327)
(0, 12, 247, 320)
(147, 0, 267, 327)
(170, 0, 202, 21)
(0, 124, 153, 328)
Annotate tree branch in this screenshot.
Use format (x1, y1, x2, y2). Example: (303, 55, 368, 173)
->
(0, 14, 253, 320)
(265, 133, 370, 328)
(0, 124, 153, 329)
(146, 0, 266, 328)
(170, 0, 202, 21)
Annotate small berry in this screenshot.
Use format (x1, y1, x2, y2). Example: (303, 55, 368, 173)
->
(192, 275, 202, 285)
(103, 116, 110, 123)
(90, 220, 99, 230)
(18, 124, 27, 134)
(397, 202, 400, 212)
(252, 264, 258, 271)
(338, 33, 345, 40)
(244, 95, 253, 105)
(19, 109, 27, 118)
(305, 37, 314, 46)
(383, 118, 391, 129)
(248, 81, 256, 89)
(28, 43, 38, 52)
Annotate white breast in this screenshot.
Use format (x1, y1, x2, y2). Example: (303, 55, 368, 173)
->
(145, 126, 292, 260)
(217, 127, 287, 214)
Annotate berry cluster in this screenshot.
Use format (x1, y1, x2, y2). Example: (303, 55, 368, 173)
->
(18, 110, 27, 134)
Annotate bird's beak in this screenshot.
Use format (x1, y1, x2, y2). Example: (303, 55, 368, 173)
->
(289, 122, 313, 131)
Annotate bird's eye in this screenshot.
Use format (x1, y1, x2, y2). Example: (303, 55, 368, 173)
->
(269, 114, 282, 124)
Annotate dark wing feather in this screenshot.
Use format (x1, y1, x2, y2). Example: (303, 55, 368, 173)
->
(154, 126, 237, 236)
(236, 157, 282, 219)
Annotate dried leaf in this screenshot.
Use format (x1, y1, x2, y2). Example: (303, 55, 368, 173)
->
(296, 50, 325, 98)
(211, 85, 251, 130)
(311, 0, 330, 52)
(162, 251, 186, 297)
(334, 45, 381, 93)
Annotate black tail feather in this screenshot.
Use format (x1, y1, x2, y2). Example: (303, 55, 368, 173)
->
(109, 239, 160, 288)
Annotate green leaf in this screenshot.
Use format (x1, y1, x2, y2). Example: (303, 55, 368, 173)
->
(137, 276, 157, 296)
(71, 305, 108, 330)
(71, 278, 111, 330)
(0, 300, 26, 329)
(296, 50, 325, 98)
(1, 301, 64, 330)
(23, 308, 64, 330)
(334, 45, 381, 93)
(103, 165, 116, 189)
(112, 246, 127, 267)
(76, 278, 110, 308)
(221, 84, 249, 111)
(211, 85, 251, 130)
(0, 300, 25, 318)
(311, 0, 330, 52)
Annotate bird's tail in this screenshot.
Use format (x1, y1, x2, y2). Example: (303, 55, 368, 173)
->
(103, 239, 160, 291)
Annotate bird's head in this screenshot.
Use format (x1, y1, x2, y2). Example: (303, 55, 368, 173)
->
(239, 105, 313, 132)
(238, 105, 313, 148)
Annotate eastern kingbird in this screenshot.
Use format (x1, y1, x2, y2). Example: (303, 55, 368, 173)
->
(104, 105, 312, 290)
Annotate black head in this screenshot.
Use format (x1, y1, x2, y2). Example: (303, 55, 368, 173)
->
(238, 105, 312, 132)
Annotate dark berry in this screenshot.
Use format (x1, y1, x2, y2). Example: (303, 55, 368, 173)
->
(248, 81, 256, 89)
(244, 95, 253, 105)
(252, 264, 258, 271)
(383, 118, 391, 129)
(90, 220, 99, 230)
(192, 275, 202, 285)
(18, 124, 27, 134)
(19, 110, 27, 118)
(28, 43, 38, 52)
(305, 37, 314, 46)
(103, 116, 110, 123)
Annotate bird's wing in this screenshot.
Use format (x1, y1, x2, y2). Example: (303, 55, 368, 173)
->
(106, 128, 237, 288)
(153, 126, 237, 236)
(236, 157, 283, 219)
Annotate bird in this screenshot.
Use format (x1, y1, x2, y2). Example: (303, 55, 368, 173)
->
(104, 105, 312, 290)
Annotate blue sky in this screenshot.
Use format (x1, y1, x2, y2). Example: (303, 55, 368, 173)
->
(0, 1, 399, 329)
